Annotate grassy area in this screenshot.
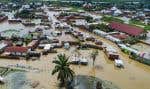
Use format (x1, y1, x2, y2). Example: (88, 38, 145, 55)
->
(129, 19, 150, 31)
(144, 25, 150, 31)
(70, 6, 84, 12)
(102, 16, 124, 23)
(89, 23, 111, 32)
(129, 19, 146, 26)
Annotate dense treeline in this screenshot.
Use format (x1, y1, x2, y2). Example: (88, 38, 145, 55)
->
(0, 0, 149, 3)
(0, 0, 149, 9)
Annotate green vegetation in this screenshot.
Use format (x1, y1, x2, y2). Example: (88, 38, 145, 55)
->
(70, 6, 84, 12)
(129, 19, 146, 26)
(144, 25, 150, 31)
(52, 54, 75, 87)
(129, 19, 150, 31)
(102, 16, 124, 23)
(15, 10, 35, 19)
(85, 16, 94, 23)
(1, 29, 20, 38)
(89, 23, 110, 32)
(59, 12, 69, 17)
(124, 37, 139, 44)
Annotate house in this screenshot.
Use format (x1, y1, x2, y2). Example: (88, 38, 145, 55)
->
(51, 31, 62, 37)
(118, 44, 139, 55)
(0, 43, 8, 53)
(0, 76, 4, 83)
(103, 43, 119, 60)
(105, 35, 122, 44)
(111, 33, 128, 40)
(115, 59, 124, 68)
(80, 57, 88, 65)
(27, 40, 39, 50)
(109, 22, 146, 38)
(93, 30, 108, 37)
(44, 44, 53, 51)
(100, 9, 112, 14)
(0, 14, 8, 22)
(139, 52, 150, 65)
(113, 9, 122, 16)
(74, 19, 88, 27)
(64, 43, 70, 49)
(22, 5, 30, 9)
(144, 18, 150, 25)
(83, 3, 92, 9)
(8, 18, 22, 23)
(111, 6, 118, 11)
(5, 46, 28, 57)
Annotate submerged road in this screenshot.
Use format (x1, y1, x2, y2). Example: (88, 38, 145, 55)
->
(0, 7, 150, 89)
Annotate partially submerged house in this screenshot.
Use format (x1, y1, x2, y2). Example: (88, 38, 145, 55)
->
(105, 35, 122, 44)
(103, 43, 119, 60)
(0, 76, 4, 83)
(74, 19, 88, 27)
(0, 43, 8, 53)
(4, 46, 28, 57)
(8, 18, 22, 23)
(118, 44, 139, 55)
(27, 40, 39, 50)
(109, 22, 146, 38)
(0, 14, 8, 22)
(44, 44, 53, 51)
(118, 44, 150, 65)
(139, 52, 150, 65)
(93, 30, 108, 37)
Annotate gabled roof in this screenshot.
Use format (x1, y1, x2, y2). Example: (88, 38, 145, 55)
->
(109, 22, 144, 36)
(5, 46, 28, 53)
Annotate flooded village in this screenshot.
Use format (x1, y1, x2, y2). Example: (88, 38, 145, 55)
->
(0, 0, 149, 89)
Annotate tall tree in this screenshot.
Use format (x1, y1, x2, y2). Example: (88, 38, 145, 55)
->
(52, 54, 75, 87)
(90, 49, 99, 66)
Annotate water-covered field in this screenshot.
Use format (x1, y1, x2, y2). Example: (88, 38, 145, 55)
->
(0, 10, 150, 89)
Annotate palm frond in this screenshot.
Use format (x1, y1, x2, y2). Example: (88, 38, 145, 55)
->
(52, 53, 75, 85)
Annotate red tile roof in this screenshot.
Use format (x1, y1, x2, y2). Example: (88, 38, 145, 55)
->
(112, 34, 128, 40)
(5, 46, 28, 53)
(109, 22, 144, 36)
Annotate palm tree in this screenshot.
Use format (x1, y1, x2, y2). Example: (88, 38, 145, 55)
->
(74, 47, 81, 57)
(96, 81, 102, 89)
(90, 50, 99, 66)
(52, 54, 75, 87)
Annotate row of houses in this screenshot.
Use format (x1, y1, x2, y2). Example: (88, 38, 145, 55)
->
(94, 22, 146, 43)
(100, 6, 150, 25)
(93, 22, 150, 65)
(118, 44, 150, 65)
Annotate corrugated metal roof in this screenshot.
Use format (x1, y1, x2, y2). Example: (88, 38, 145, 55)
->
(109, 22, 144, 36)
(5, 46, 28, 53)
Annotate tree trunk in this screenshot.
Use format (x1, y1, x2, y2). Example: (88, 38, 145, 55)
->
(96, 81, 102, 89)
(93, 57, 96, 66)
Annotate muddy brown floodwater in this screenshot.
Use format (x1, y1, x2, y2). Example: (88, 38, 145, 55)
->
(0, 11, 150, 89)
(0, 48, 150, 89)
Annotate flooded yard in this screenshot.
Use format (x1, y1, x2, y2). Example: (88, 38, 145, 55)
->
(131, 43, 150, 52)
(0, 47, 150, 89)
(0, 10, 150, 89)
(0, 21, 35, 37)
